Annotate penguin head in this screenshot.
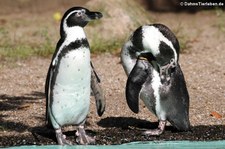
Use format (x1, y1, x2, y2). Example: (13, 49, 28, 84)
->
(60, 7, 102, 38)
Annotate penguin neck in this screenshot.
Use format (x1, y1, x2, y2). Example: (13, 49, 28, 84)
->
(62, 26, 87, 42)
(53, 26, 87, 66)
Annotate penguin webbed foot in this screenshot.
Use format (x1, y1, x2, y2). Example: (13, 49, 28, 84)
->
(76, 125, 95, 145)
(55, 129, 73, 145)
(143, 120, 166, 136)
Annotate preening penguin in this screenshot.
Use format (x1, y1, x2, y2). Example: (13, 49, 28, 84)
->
(121, 24, 190, 135)
(45, 7, 105, 145)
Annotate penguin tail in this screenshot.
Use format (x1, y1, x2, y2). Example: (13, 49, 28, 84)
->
(45, 116, 54, 129)
(169, 116, 191, 132)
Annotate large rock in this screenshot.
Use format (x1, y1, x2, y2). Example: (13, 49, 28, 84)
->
(85, 0, 152, 44)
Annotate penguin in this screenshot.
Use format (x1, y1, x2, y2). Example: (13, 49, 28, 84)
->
(121, 24, 190, 135)
(45, 7, 105, 145)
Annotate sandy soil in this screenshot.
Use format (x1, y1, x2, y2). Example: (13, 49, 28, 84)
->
(0, 1, 225, 147)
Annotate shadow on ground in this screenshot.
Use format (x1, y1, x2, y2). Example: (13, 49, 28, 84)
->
(1, 117, 224, 146)
(0, 91, 45, 111)
(0, 91, 45, 133)
(97, 117, 160, 129)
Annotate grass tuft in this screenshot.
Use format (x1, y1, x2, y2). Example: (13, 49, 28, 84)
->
(0, 27, 55, 60)
(215, 8, 225, 33)
(0, 0, 155, 60)
(90, 37, 125, 54)
(33, 28, 55, 57)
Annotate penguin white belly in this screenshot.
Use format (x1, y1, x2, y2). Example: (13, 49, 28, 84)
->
(140, 69, 166, 121)
(51, 48, 91, 126)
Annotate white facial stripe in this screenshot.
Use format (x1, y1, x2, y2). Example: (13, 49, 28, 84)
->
(121, 40, 136, 75)
(142, 25, 178, 63)
(142, 26, 160, 56)
(62, 9, 86, 36)
(64, 9, 85, 21)
(63, 11, 77, 29)
(63, 9, 86, 39)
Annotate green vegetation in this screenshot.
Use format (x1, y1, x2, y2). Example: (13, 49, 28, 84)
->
(215, 8, 225, 33)
(0, 0, 156, 60)
(0, 27, 55, 60)
(1, 0, 201, 60)
(0, 27, 31, 60)
(33, 28, 55, 57)
(90, 36, 125, 54)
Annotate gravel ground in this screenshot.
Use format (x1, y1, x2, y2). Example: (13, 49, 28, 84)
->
(1, 8, 225, 147)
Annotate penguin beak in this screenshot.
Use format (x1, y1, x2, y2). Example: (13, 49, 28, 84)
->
(139, 53, 156, 62)
(86, 11, 103, 21)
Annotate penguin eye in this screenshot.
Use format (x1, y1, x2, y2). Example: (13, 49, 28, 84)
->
(81, 9, 85, 13)
(76, 11, 82, 17)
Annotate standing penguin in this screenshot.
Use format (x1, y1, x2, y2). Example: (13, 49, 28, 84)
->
(121, 24, 190, 135)
(45, 7, 105, 145)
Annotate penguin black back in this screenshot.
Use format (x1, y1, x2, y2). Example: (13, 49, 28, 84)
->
(121, 23, 190, 136)
(160, 63, 190, 131)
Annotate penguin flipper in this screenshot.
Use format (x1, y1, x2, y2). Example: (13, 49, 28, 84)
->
(45, 65, 51, 124)
(165, 64, 190, 131)
(91, 62, 101, 83)
(45, 40, 62, 128)
(45, 63, 54, 128)
(91, 62, 105, 117)
(126, 59, 151, 113)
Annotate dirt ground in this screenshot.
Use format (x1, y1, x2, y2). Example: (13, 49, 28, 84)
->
(1, 1, 225, 147)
